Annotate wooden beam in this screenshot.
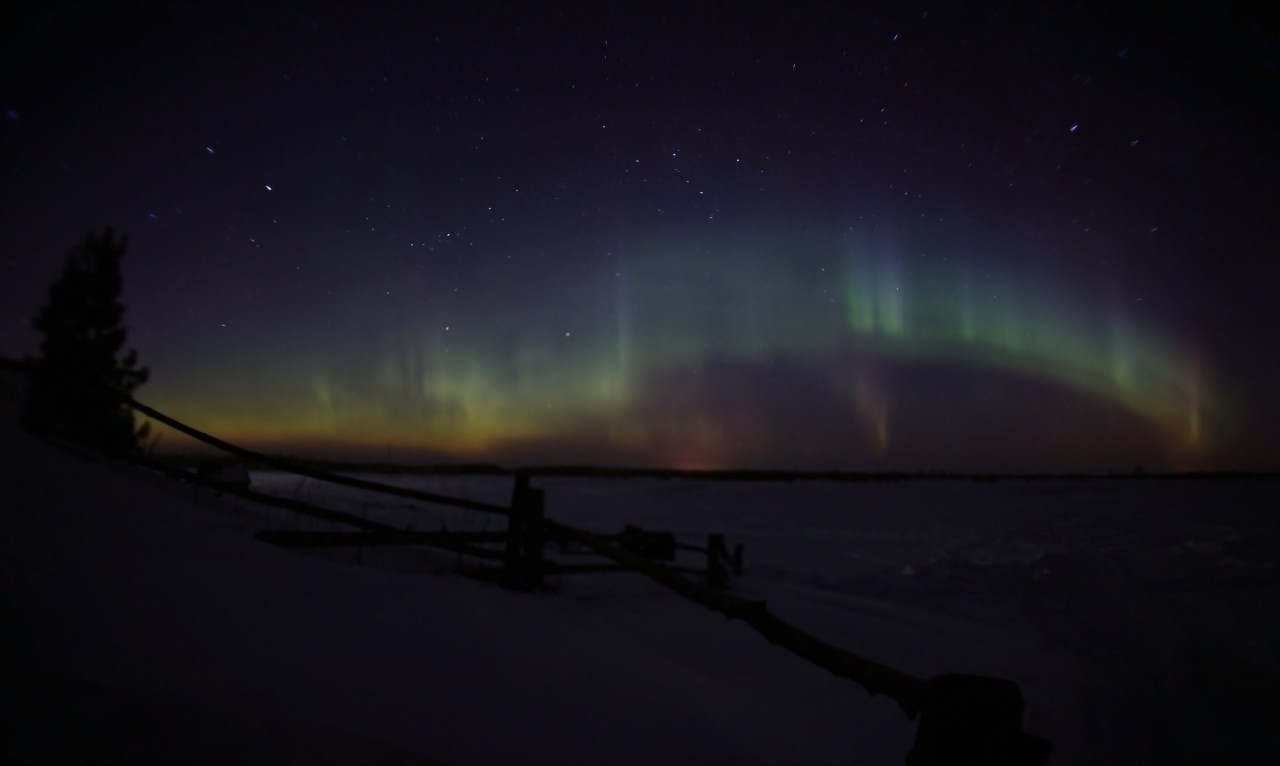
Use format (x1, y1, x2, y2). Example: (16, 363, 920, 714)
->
(139, 455, 398, 533)
(124, 396, 510, 516)
(540, 517, 927, 720)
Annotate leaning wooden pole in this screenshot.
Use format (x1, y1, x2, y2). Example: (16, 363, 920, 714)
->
(135, 454, 400, 533)
(121, 396, 510, 515)
(539, 518, 1051, 763)
(541, 517, 926, 718)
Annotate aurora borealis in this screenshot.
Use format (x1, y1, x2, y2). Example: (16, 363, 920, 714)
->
(2, 3, 1275, 471)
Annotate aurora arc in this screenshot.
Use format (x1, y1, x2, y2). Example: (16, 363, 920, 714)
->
(141, 227, 1207, 468)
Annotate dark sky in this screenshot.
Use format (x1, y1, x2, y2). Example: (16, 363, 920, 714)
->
(3, 1, 1276, 471)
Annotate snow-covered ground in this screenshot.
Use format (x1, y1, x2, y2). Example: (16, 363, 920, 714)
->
(3, 370, 1277, 763)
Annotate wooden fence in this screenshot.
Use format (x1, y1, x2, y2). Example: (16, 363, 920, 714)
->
(28, 382, 1049, 764)
(245, 474, 741, 591)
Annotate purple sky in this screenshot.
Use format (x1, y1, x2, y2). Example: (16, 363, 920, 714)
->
(2, 2, 1276, 471)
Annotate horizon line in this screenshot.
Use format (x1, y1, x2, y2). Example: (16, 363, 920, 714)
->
(154, 453, 1280, 482)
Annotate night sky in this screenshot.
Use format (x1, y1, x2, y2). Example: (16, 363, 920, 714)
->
(3, 2, 1276, 472)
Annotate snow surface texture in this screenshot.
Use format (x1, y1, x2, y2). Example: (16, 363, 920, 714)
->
(2, 369, 1278, 764)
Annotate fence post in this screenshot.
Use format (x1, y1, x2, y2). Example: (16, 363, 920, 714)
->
(707, 533, 729, 590)
(522, 485, 545, 576)
(504, 472, 543, 590)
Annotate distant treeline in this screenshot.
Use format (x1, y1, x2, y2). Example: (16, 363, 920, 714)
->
(159, 452, 508, 477)
(155, 452, 1278, 483)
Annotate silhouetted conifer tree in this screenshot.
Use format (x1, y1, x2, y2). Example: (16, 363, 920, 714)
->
(23, 228, 149, 455)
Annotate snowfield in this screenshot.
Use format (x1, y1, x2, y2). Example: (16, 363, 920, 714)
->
(2, 370, 1277, 764)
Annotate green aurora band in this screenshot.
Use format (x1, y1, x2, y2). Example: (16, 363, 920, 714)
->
(144, 228, 1207, 468)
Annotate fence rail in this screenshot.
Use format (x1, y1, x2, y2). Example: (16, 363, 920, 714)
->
(127, 396, 510, 516)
